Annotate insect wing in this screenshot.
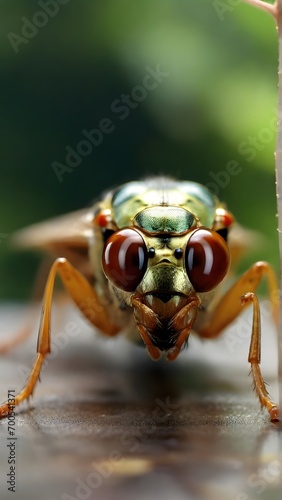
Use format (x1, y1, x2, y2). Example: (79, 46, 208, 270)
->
(228, 222, 265, 268)
(11, 208, 96, 280)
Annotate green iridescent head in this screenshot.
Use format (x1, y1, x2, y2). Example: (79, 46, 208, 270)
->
(111, 178, 218, 229)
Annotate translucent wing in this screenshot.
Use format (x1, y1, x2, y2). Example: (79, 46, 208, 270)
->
(13, 209, 93, 249)
(12, 208, 95, 280)
(228, 222, 265, 268)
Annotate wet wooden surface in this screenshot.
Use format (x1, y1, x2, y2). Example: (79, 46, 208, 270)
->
(0, 303, 281, 500)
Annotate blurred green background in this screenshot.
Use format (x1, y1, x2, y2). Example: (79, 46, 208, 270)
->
(0, 0, 278, 299)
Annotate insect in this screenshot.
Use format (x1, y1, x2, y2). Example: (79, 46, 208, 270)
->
(0, 177, 279, 421)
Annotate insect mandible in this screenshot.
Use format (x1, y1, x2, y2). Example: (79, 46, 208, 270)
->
(0, 177, 279, 421)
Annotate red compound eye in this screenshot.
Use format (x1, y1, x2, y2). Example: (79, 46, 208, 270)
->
(185, 229, 230, 292)
(102, 228, 147, 292)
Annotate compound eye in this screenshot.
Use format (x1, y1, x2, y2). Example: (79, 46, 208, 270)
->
(185, 229, 230, 292)
(102, 228, 147, 292)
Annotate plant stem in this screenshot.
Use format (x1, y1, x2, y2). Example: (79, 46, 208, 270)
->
(242, 0, 281, 413)
(275, 0, 282, 417)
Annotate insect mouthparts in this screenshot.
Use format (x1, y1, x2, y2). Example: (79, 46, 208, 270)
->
(144, 292, 186, 317)
(150, 292, 176, 303)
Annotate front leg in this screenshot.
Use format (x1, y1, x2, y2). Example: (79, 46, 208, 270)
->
(195, 261, 279, 422)
(0, 258, 121, 419)
(241, 292, 278, 422)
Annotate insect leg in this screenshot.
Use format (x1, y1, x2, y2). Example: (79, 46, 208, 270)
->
(196, 261, 278, 338)
(0, 257, 120, 418)
(0, 256, 55, 354)
(241, 292, 279, 421)
(195, 261, 278, 421)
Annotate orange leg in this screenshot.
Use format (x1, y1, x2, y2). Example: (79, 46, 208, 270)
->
(0, 257, 64, 354)
(0, 292, 70, 354)
(242, 293, 279, 422)
(0, 258, 120, 418)
(195, 261, 279, 422)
